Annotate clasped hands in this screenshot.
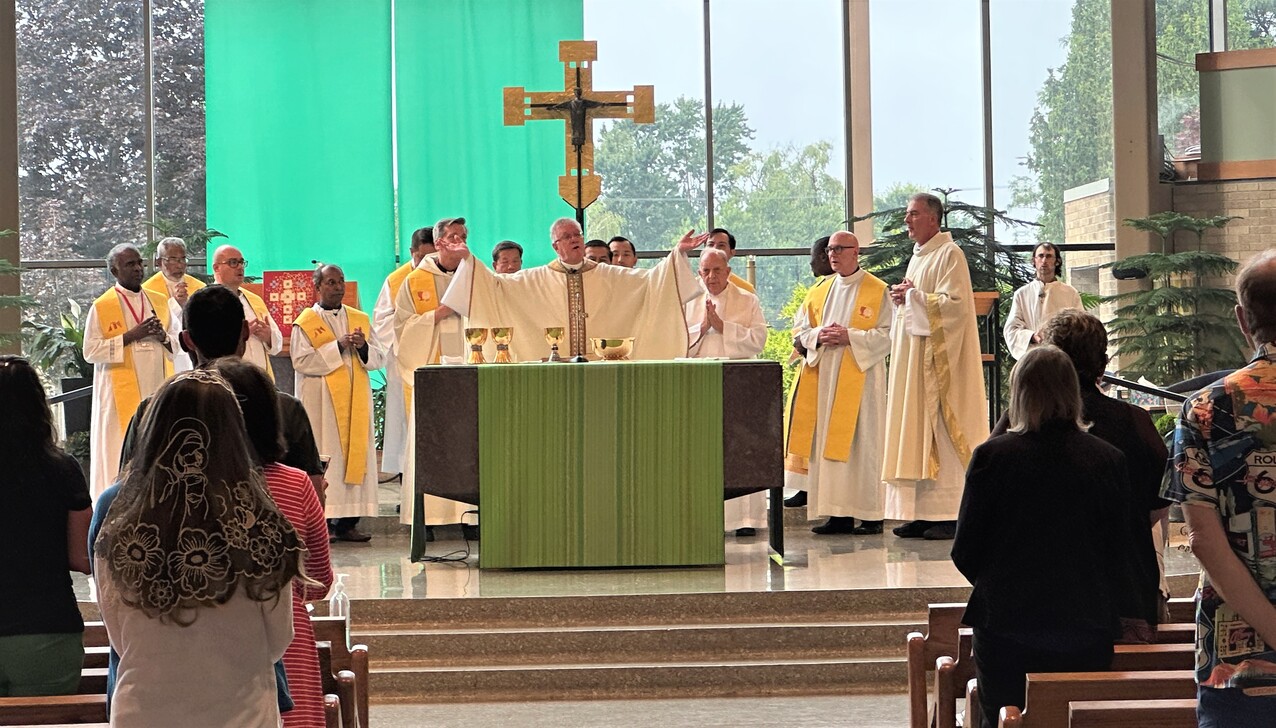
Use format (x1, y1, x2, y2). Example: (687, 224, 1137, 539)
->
(888, 278, 915, 306)
(700, 299, 724, 333)
(816, 322, 851, 347)
(124, 316, 167, 345)
(248, 318, 272, 344)
(338, 327, 368, 352)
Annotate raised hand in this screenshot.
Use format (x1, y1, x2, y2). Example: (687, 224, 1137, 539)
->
(677, 229, 711, 254)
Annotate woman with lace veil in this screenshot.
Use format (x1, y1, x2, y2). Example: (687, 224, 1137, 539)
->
(213, 358, 333, 728)
(0, 356, 92, 696)
(94, 369, 304, 728)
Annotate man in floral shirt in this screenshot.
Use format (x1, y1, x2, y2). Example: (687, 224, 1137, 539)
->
(1165, 249, 1276, 727)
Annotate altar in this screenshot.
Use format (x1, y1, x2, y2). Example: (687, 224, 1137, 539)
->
(412, 360, 784, 568)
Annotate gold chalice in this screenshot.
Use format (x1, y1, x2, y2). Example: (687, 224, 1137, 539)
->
(590, 337, 635, 361)
(464, 327, 489, 364)
(492, 327, 515, 363)
(544, 327, 565, 362)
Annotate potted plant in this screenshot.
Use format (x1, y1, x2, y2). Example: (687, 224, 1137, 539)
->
(24, 298, 93, 437)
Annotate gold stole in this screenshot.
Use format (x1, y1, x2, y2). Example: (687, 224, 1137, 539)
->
(386, 262, 413, 302)
(294, 306, 372, 485)
(729, 272, 755, 294)
(92, 288, 174, 436)
(547, 259, 598, 357)
(142, 272, 206, 311)
(784, 272, 887, 465)
(238, 288, 275, 382)
(403, 268, 443, 405)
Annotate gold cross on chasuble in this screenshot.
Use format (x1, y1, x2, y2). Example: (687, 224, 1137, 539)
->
(548, 259, 595, 357)
(503, 40, 655, 216)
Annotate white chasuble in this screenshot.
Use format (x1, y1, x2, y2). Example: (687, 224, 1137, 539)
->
(791, 269, 892, 520)
(882, 233, 990, 521)
(684, 281, 769, 529)
(237, 288, 283, 378)
(84, 286, 178, 498)
(1003, 279, 1083, 360)
(372, 262, 414, 476)
(441, 249, 699, 363)
(291, 303, 385, 519)
(393, 254, 469, 526)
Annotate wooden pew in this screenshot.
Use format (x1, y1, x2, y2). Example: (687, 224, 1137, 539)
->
(907, 603, 966, 728)
(0, 694, 108, 725)
(998, 670, 1196, 728)
(1067, 699, 1197, 727)
(1108, 643, 1193, 671)
(318, 640, 358, 728)
(312, 615, 370, 728)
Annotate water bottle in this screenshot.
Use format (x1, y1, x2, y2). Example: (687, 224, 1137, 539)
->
(328, 574, 351, 648)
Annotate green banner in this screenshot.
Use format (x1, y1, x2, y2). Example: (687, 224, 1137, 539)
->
(205, 0, 395, 308)
(393, 0, 583, 268)
(478, 361, 725, 569)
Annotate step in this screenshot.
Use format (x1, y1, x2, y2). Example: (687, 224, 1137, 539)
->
(358, 619, 922, 667)
(350, 585, 971, 630)
(370, 655, 907, 703)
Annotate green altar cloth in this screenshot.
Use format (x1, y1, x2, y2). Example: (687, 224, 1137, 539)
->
(477, 361, 725, 569)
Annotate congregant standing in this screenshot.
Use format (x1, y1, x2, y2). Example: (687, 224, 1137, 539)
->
(292, 265, 384, 543)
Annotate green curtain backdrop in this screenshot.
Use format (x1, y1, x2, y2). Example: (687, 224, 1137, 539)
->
(205, 0, 395, 307)
(394, 0, 583, 268)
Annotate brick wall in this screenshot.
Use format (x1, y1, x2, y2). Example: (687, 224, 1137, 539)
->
(1172, 179, 1276, 286)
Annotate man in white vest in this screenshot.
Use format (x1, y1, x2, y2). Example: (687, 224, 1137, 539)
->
(785, 231, 892, 535)
(83, 244, 178, 497)
(685, 248, 768, 536)
(882, 193, 989, 541)
(292, 264, 385, 542)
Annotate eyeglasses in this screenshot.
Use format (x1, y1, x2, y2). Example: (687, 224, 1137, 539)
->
(161, 256, 188, 263)
(220, 258, 247, 268)
(827, 246, 856, 254)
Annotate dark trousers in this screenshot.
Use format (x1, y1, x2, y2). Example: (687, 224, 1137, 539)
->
(328, 517, 360, 533)
(973, 628, 1113, 728)
(1198, 685, 1276, 728)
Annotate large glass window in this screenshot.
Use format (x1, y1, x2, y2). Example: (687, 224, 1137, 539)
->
(1227, 0, 1276, 49)
(583, 0, 706, 254)
(870, 0, 985, 220)
(153, 0, 207, 231)
(1157, 1, 1209, 164)
(709, 0, 845, 324)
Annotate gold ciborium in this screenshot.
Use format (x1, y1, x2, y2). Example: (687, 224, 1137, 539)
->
(492, 327, 514, 363)
(590, 337, 635, 361)
(464, 327, 489, 364)
(544, 327, 565, 362)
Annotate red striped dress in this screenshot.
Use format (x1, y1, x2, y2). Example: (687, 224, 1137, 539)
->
(264, 463, 334, 728)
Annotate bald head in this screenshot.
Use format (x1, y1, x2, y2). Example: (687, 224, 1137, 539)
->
(212, 244, 246, 290)
(1237, 249, 1276, 347)
(827, 231, 861, 276)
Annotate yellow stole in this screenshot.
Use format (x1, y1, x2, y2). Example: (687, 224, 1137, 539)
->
(293, 306, 373, 485)
(402, 266, 444, 403)
(784, 271, 887, 464)
(92, 287, 174, 436)
(142, 272, 206, 311)
(729, 272, 755, 294)
(239, 288, 275, 382)
(386, 262, 413, 301)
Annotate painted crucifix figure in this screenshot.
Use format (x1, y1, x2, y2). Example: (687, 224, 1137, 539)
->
(504, 40, 655, 224)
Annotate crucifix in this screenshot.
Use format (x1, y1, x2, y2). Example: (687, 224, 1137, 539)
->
(503, 40, 655, 226)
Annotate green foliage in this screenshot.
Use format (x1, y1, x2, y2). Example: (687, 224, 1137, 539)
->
(758, 282, 812, 396)
(1105, 214, 1245, 384)
(1154, 412, 1178, 437)
(144, 217, 227, 258)
(23, 298, 91, 378)
(63, 431, 91, 466)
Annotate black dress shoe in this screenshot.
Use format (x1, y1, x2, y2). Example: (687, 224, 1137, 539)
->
(812, 516, 857, 535)
(784, 491, 808, 508)
(849, 520, 883, 535)
(333, 528, 372, 543)
(922, 521, 957, 540)
(892, 520, 932, 538)
(733, 527, 757, 537)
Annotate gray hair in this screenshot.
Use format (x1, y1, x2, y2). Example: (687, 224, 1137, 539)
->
(909, 192, 944, 223)
(699, 247, 730, 267)
(312, 263, 342, 289)
(106, 243, 140, 273)
(433, 217, 467, 241)
(550, 217, 580, 238)
(1007, 345, 1090, 434)
(155, 236, 186, 262)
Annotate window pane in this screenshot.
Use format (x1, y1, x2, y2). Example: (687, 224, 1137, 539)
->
(710, 0, 846, 323)
(153, 0, 208, 232)
(16, 0, 148, 264)
(584, 0, 706, 253)
(1227, 0, 1276, 49)
(871, 0, 985, 219)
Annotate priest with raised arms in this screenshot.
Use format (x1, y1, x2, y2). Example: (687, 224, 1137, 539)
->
(441, 217, 706, 363)
(292, 264, 385, 541)
(785, 231, 892, 535)
(393, 218, 472, 528)
(882, 193, 989, 541)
